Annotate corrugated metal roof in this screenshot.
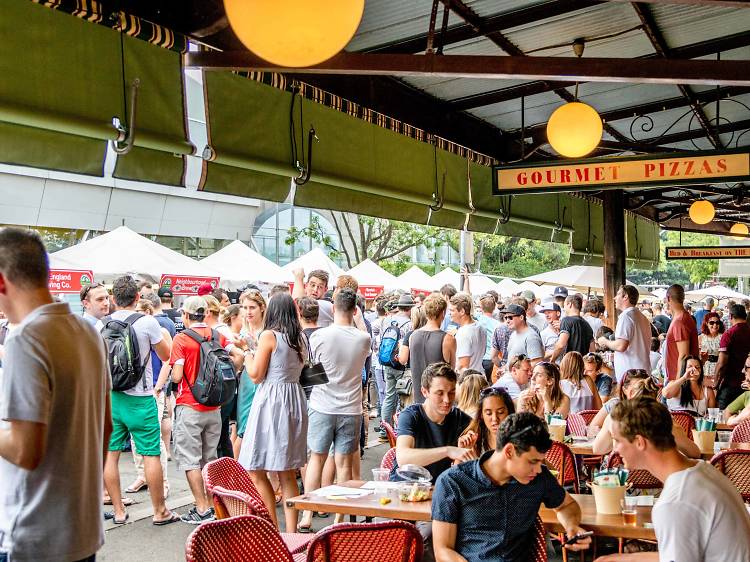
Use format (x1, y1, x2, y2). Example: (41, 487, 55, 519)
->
(346, 0, 435, 52)
(649, 4, 750, 50)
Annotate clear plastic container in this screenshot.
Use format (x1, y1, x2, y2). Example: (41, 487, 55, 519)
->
(395, 464, 432, 502)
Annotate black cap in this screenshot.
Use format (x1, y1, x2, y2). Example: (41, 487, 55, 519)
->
(499, 304, 526, 317)
(553, 286, 569, 297)
(157, 287, 174, 299)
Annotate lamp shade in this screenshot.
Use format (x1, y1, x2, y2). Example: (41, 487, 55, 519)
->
(730, 223, 749, 239)
(224, 0, 365, 67)
(546, 102, 603, 158)
(688, 200, 715, 225)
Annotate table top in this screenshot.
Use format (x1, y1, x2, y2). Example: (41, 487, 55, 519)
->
(287, 482, 655, 540)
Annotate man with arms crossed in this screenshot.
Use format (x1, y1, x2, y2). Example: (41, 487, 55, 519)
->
(595, 397, 750, 561)
(0, 228, 111, 562)
(432, 412, 590, 562)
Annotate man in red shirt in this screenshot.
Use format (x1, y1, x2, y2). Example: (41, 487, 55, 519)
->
(169, 296, 243, 524)
(663, 284, 699, 382)
(715, 304, 750, 409)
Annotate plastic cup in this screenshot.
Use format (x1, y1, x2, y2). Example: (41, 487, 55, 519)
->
(621, 496, 638, 525)
(371, 468, 390, 497)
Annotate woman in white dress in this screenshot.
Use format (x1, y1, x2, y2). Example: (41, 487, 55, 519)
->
(698, 312, 723, 388)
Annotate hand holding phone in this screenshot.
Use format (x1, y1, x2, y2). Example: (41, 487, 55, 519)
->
(564, 530, 594, 546)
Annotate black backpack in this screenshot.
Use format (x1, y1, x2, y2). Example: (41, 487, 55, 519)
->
(182, 328, 237, 407)
(101, 313, 148, 391)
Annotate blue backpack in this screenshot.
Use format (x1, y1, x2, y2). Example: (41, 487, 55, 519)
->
(378, 320, 403, 370)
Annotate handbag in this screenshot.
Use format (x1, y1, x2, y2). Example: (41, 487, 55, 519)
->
(300, 334, 329, 387)
(395, 370, 413, 396)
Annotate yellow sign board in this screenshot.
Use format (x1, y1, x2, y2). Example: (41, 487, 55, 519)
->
(666, 246, 750, 260)
(493, 151, 750, 195)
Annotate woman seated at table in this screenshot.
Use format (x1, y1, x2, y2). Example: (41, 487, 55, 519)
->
(591, 371, 701, 458)
(662, 355, 716, 417)
(517, 361, 570, 419)
(456, 370, 488, 419)
(582, 352, 615, 404)
(457, 386, 515, 457)
(559, 351, 602, 414)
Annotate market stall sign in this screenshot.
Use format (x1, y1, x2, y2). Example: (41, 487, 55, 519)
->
(666, 246, 750, 260)
(359, 285, 384, 299)
(49, 269, 94, 293)
(160, 274, 221, 295)
(493, 150, 750, 195)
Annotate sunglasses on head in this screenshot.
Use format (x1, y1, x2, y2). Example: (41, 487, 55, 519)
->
(80, 283, 104, 301)
(509, 354, 528, 368)
(480, 386, 508, 398)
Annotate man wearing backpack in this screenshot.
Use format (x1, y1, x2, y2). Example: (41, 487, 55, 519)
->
(101, 275, 177, 526)
(169, 296, 244, 524)
(379, 293, 414, 443)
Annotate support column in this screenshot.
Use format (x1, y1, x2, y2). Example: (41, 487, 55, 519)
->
(603, 190, 626, 328)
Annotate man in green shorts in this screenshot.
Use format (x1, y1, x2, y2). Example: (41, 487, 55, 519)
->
(101, 276, 178, 525)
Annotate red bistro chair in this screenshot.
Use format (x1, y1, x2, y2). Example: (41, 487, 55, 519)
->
(710, 448, 750, 502)
(380, 447, 397, 471)
(305, 520, 423, 562)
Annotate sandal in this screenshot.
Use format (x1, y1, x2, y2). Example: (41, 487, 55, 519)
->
(296, 522, 314, 534)
(104, 496, 134, 506)
(153, 512, 181, 526)
(113, 513, 129, 525)
(125, 479, 148, 493)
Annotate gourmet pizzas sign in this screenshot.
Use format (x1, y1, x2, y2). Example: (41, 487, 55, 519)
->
(160, 274, 220, 296)
(493, 150, 750, 195)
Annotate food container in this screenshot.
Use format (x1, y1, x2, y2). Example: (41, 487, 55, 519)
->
(395, 464, 432, 502)
(548, 420, 566, 442)
(693, 430, 716, 454)
(589, 482, 627, 514)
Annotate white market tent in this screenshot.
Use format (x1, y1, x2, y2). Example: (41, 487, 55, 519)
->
(497, 277, 521, 297)
(346, 259, 399, 290)
(517, 281, 557, 299)
(199, 240, 291, 288)
(281, 247, 345, 286)
(467, 273, 499, 296)
(396, 265, 437, 292)
(686, 285, 749, 301)
(432, 267, 461, 290)
(523, 265, 649, 295)
(48, 226, 218, 282)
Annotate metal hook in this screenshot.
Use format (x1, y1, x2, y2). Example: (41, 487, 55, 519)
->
(294, 126, 318, 186)
(111, 78, 140, 155)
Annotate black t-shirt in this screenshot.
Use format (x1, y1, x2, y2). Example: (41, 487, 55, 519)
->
(162, 308, 184, 333)
(389, 404, 471, 482)
(653, 314, 671, 334)
(560, 315, 593, 356)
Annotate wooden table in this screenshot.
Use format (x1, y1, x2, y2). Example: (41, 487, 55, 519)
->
(287, 482, 655, 540)
(567, 439, 598, 456)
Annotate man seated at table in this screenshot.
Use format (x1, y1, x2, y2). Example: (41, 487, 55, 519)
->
(391, 362, 476, 483)
(723, 353, 750, 426)
(595, 397, 750, 562)
(432, 412, 591, 562)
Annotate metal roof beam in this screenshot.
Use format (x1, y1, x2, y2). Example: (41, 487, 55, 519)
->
(631, 2, 723, 149)
(602, 0, 750, 8)
(448, 31, 750, 110)
(364, 0, 602, 55)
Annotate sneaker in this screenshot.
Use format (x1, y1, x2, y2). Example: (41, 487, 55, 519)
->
(180, 507, 215, 525)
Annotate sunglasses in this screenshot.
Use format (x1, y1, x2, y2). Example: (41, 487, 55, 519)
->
(508, 354, 528, 368)
(80, 283, 104, 301)
(480, 386, 509, 398)
(708, 321, 720, 325)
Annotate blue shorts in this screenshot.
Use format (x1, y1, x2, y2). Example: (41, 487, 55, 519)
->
(307, 409, 360, 455)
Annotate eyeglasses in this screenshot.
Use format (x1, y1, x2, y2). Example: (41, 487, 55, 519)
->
(80, 283, 104, 301)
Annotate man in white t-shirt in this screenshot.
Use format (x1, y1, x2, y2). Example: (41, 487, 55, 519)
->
(0, 229, 111, 562)
(597, 285, 651, 384)
(540, 300, 562, 364)
(596, 397, 750, 562)
(292, 268, 334, 327)
(449, 292, 485, 373)
(522, 290, 546, 333)
(100, 276, 176, 526)
(492, 354, 532, 399)
(299, 288, 371, 531)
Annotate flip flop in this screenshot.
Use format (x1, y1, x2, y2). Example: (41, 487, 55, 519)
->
(104, 511, 115, 520)
(113, 513, 129, 525)
(125, 480, 148, 493)
(104, 497, 134, 506)
(296, 523, 314, 534)
(153, 512, 180, 526)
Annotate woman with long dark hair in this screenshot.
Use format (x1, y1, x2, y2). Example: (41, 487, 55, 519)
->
(663, 355, 716, 416)
(458, 386, 515, 457)
(517, 361, 570, 419)
(238, 293, 308, 533)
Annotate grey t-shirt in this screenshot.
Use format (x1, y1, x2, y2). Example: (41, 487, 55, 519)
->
(0, 303, 109, 562)
(317, 299, 334, 328)
(506, 326, 545, 362)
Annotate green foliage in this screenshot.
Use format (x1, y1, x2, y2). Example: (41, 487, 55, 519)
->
(470, 234, 569, 278)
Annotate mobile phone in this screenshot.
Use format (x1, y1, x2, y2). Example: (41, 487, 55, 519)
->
(564, 531, 594, 546)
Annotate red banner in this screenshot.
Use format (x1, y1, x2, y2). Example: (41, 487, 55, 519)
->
(360, 286, 384, 299)
(411, 289, 433, 297)
(160, 274, 220, 296)
(48, 269, 94, 294)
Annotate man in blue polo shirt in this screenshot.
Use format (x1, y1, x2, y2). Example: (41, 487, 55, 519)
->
(432, 412, 590, 562)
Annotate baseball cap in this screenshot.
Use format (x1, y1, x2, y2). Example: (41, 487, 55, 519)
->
(521, 290, 536, 302)
(180, 296, 207, 316)
(540, 300, 561, 313)
(157, 287, 173, 299)
(553, 286, 569, 298)
(197, 283, 214, 296)
(499, 303, 526, 317)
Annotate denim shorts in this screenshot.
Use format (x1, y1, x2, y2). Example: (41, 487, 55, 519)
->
(307, 409, 360, 455)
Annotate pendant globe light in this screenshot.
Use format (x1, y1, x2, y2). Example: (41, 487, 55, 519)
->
(688, 199, 715, 225)
(224, 0, 365, 68)
(730, 223, 749, 240)
(545, 40, 602, 158)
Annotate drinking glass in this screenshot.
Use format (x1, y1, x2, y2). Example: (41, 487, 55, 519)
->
(371, 468, 390, 497)
(621, 496, 638, 525)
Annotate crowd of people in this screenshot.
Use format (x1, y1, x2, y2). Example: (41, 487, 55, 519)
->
(2, 227, 750, 562)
